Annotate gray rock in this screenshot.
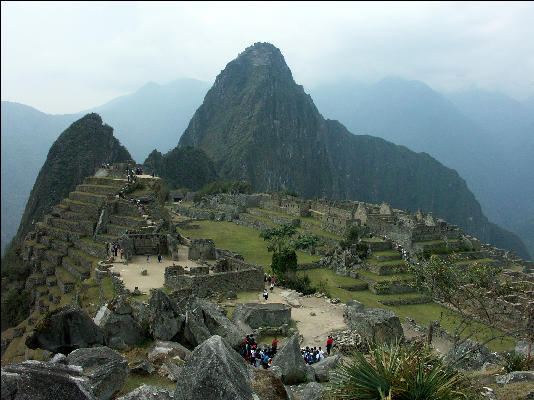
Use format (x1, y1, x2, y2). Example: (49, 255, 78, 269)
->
(346, 300, 365, 312)
(25, 305, 107, 354)
(445, 339, 498, 370)
(174, 335, 254, 400)
(226, 290, 238, 300)
(148, 289, 184, 341)
(515, 339, 532, 358)
(183, 296, 246, 349)
(251, 368, 291, 400)
(1, 360, 95, 399)
(147, 341, 191, 364)
(271, 335, 309, 385)
(496, 370, 534, 386)
(116, 384, 174, 400)
(311, 354, 343, 382)
(233, 303, 291, 329)
(67, 346, 129, 400)
(109, 295, 133, 315)
(50, 353, 67, 364)
(129, 359, 156, 375)
(158, 362, 182, 381)
(94, 305, 146, 348)
(297, 382, 325, 400)
(343, 307, 404, 345)
(480, 386, 497, 400)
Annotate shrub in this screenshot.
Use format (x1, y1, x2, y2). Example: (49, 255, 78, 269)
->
(501, 351, 534, 373)
(328, 341, 473, 400)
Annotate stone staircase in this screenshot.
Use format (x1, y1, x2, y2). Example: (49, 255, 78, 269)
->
(21, 174, 143, 313)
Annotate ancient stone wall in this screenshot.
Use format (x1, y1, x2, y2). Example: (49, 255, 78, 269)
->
(188, 238, 216, 260)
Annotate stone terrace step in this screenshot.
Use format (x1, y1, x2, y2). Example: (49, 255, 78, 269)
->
(68, 191, 107, 207)
(62, 256, 90, 281)
(52, 203, 68, 215)
(58, 210, 95, 223)
(40, 260, 56, 276)
(68, 247, 98, 270)
(48, 217, 95, 236)
(38, 235, 53, 248)
(74, 238, 108, 259)
(37, 222, 83, 242)
(84, 176, 127, 187)
(371, 251, 402, 262)
(94, 233, 118, 244)
(360, 238, 392, 252)
(62, 198, 100, 218)
(44, 249, 64, 266)
(55, 266, 76, 294)
(76, 184, 120, 196)
(106, 224, 131, 236)
(46, 276, 57, 287)
(367, 261, 407, 276)
(48, 238, 72, 256)
(109, 214, 145, 228)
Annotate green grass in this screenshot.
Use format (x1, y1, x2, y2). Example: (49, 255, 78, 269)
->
(100, 276, 115, 300)
(361, 237, 388, 243)
(179, 220, 319, 267)
(414, 240, 447, 245)
(371, 250, 400, 257)
(358, 270, 414, 282)
(297, 268, 515, 352)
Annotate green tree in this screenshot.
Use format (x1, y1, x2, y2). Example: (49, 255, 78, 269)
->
(260, 224, 318, 279)
(408, 254, 532, 363)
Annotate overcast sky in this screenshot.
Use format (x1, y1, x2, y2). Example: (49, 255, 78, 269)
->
(2, 1, 534, 114)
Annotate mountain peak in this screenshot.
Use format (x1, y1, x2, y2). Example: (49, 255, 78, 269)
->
(236, 42, 284, 66)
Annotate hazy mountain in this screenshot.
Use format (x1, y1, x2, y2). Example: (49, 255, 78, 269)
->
(15, 113, 132, 242)
(309, 79, 533, 259)
(174, 42, 528, 259)
(88, 78, 211, 162)
(1, 102, 78, 253)
(1, 79, 209, 254)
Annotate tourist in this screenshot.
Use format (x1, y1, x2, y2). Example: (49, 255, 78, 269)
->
(267, 274, 272, 284)
(270, 282, 274, 292)
(158, 254, 162, 263)
(318, 347, 324, 361)
(262, 352, 270, 369)
(326, 335, 333, 355)
(263, 289, 269, 301)
(146, 254, 150, 263)
(120, 248, 124, 259)
(272, 337, 278, 354)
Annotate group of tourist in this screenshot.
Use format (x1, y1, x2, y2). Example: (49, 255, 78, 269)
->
(240, 335, 278, 369)
(262, 274, 277, 300)
(301, 346, 325, 364)
(107, 241, 124, 260)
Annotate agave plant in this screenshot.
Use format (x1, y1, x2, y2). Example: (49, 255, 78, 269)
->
(328, 341, 470, 400)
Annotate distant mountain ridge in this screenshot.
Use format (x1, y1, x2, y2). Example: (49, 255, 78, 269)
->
(309, 79, 534, 259)
(173, 42, 528, 259)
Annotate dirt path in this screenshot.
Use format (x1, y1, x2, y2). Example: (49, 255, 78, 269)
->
(253, 287, 348, 349)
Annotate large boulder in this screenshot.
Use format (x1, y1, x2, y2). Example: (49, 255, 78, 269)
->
(251, 368, 291, 400)
(495, 370, 534, 386)
(293, 382, 325, 400)
(94, 304, 146, 349)
(147, 341, 191, 364)
(515, 339, 532, 358)
(129, 359, 156, 375)
(343, 307, 404, 345)
(311, 354, 343, 382)
(182, 296, 246, 349)
(147, 289, 184, 341)
(25, 305, 107, 354)
(1, 360, 95, 399)
(271, 335, 310, 385)
(116, 384, 174, 400)
(174, 335, 254, 400)
(66, 346, 129, 400)
(444, 339, 498, 370)
(233, 303, 291, 329)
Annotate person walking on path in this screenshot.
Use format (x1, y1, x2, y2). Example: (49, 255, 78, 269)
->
(326, 335, 334, 355)
(158, 254, 162, 263)
(263, 289, 269, 301)
(272, 337, 278, 355)
(270, 282, 274, 293)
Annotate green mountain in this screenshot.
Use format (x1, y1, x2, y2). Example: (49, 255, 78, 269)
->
(144, 146, 219, 191)
(176, 42, 529, 259)
(15, 113, 132, 243)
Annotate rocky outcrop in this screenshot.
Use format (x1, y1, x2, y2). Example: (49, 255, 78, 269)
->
(25, 305, 107, 354)
(444, 339, 498, 370)
(1, 360, 95, 400)
(271, 335, 310, 385)
(292, 382, 325, 400)
(129, 360, 156, 375)
(310, 354, 343, 382)
(233, 303, 291, 329)
(174, 335, 254, 400)
(496, 370, 534, 386)
(147, 289, 184, 341)
(116, 384, 174, 400)
(251, 368, 291, 400)
(94, 300, 146, 350)
(66, 346, 129, 400)
(147, 340, 191, 363)
(343, 306, 404, 345)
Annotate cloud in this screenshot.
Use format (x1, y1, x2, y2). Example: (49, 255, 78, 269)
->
(2, 1, 533, 113)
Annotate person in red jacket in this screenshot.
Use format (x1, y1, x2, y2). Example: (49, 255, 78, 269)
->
(326, 335, 334, 355)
